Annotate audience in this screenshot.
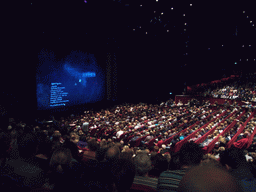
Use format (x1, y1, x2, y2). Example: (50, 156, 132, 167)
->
(1, 94, 256, 191)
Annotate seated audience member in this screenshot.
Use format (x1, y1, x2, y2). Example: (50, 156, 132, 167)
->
(177, 163, 243, 192)
(78, 129, 85, 136)
(82, 149, 114, 192)
(156, 136, 164, 148)
(111, 159, 136, 192)
(35, 134, 52, 170)
(160, 144, 169, 155)
(200, 134, 214, 147)
(0, 132, 46, 190)
(148, 153, 169, 178)
(220, 147, 256, 192)
(8, 127, 24, 160)
(106, 145, 120, 165)
(46, 147, 83, 191)
(244, 150, 254, 163)
(201, 153, 222, 168)
(233, 133, 250, 149)
(116, 128, 124, 139)
(96, 147, 108, 162)
(52, 131, 62, 143)
(0, 131, 11, 169)
(70, 131, 79, 144)
(130, 133, 142, 145)
(158, 142, 203, 192)
(62, 139, 81, 162)
(132, 152, 158, 191)
(77, 135, 88, 148)
(213, 146, 225, 159)
(218, 135, 226, 147)
(82, 138, 98, 162)
(178, 133, 185, 141)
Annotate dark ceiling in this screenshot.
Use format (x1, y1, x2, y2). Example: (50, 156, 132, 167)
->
(1, 0, 256, 113)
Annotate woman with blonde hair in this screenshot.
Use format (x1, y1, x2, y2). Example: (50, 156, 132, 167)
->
(218, 135, 226, 147)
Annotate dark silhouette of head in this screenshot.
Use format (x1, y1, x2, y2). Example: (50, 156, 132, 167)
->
(177, 164, 242, 192)
(179, 142, 203, 167)
(17, 132, 39, 158)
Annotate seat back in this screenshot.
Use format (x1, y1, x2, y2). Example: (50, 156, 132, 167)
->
(130, 184, 157, 192)
(146, 137, 156, 148)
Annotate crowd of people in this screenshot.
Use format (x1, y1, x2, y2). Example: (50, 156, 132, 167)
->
(0, 100, 256, 191)
(188, 72, 256, 104)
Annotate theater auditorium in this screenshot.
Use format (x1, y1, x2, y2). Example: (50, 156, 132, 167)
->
(1, 1, 256, 192)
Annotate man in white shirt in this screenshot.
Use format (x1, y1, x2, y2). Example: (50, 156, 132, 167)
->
(134, 123, 141, 129)
(116, 129, 124, 138)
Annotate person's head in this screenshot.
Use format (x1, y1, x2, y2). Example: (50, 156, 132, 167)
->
(179, 142, 203, 167)
(78, 129, 84, 135)
(152, 153, 169, 173)
(220, 147, 247, 170)
(133, 153, 152, 176)
(111, 159, 136, 192)
(17, 132, 39, 158)
(177, 163, 242, 192)
(153, 146, 159, 152)
(120, 150, 133, 161)
(62, 139, 80, 161)
(71, 132, 79, 143)
(50, 147, 84, 192)
(50, 147, 72, 173)
(52, 131, 62, 142)
(106, 146, 120, 163)
(88, 138, 99, 151)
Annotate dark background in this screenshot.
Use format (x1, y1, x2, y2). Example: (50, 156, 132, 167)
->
(1, 0, 256, 121)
